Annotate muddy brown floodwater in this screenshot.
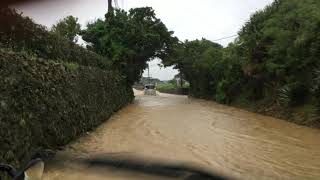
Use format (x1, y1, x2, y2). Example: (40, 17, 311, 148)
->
(44, 90, 320, 180)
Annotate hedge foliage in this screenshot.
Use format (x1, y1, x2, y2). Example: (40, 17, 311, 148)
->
(0, 50, 134, 169)
(0, 8, 110, 69)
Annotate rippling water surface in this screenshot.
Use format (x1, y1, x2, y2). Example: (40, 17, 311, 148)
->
(44, 90, 320, 180)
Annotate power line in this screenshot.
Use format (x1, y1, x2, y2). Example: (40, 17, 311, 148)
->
(212, 34, 238, 42)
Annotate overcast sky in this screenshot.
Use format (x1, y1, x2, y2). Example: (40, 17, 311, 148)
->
(15, 0, 273, 80)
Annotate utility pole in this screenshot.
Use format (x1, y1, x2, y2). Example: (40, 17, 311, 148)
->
(148, 63, 151, 84)
(180, 74, 183, 88)
(108, 0, 113, 13)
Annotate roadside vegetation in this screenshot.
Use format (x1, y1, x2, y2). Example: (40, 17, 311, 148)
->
(163, 0, 320, 127)
(157, 83, 177, 92)
(157, 80, 189, 95)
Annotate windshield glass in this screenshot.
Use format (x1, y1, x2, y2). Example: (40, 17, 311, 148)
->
(1, 0, 320, 180)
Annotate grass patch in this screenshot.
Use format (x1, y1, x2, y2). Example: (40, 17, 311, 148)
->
(64, 62, 79, 71)
(157, 83, 189, 95)
(157, 83, 176, 92)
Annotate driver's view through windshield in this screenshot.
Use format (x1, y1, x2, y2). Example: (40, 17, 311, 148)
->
(1, 0, 320, 180)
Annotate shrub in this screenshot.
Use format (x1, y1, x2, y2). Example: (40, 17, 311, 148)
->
(215, 80, 228, 103)
(0, 7, 110, 69)
(278, 82, 309, 107)
(313, 70, 320, 111)
(0, 51, 133, 171)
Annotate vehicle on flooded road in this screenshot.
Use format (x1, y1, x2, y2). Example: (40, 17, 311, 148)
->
(144, 84, 157, 96)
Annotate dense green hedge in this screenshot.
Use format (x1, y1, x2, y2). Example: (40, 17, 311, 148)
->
(0, 50, 134, 170)
(0, 8, 110, 69)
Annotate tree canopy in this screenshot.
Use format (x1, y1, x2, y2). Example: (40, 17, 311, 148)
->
(237, 0, 320, 99)
(164, 39, 242, 103)
(81, 7, 178, 85)
(163, 0, 320, 125)
(51, 16, 81, 42)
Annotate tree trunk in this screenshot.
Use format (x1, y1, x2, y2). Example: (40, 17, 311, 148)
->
(179, 73, 184, 88)
(108, 0, 113, 13)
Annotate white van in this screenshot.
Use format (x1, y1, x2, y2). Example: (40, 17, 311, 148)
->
(144, 84, 157, 96)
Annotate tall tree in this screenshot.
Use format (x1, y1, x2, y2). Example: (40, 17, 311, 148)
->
(51, 16, 80, 42)
(237, 0, 320, 102)
(82, 7, 178, 85)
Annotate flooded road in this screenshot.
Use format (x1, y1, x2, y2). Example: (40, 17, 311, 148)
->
(44, 90, 320, 180)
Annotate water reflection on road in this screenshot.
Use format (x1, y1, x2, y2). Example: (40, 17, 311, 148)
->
(44, 90, 320, 180)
